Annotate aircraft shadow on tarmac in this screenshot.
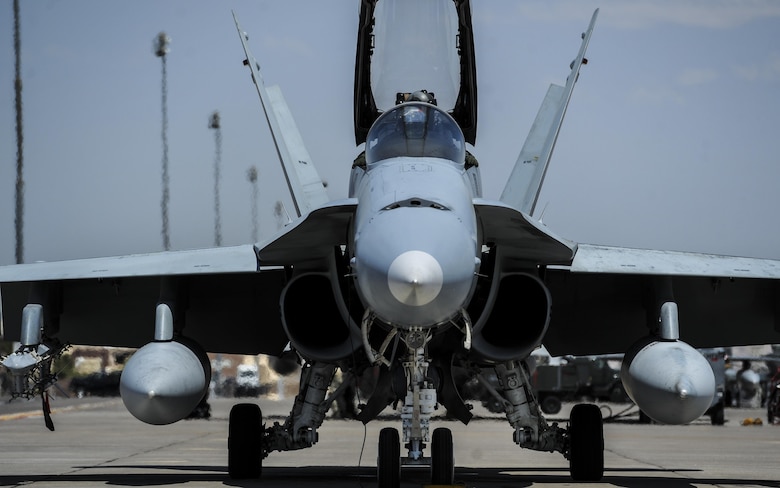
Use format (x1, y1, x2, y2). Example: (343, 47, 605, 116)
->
(0, 465, 778, 487)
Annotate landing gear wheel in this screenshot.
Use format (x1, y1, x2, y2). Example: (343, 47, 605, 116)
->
(377, 427, 400, 488)
(568, 403, 604, 481)
(768, 385, 779, 425)
(710, 401, 725, 426)
(541, 395, 562, 414)
(431, 427, 454, 485)
(638, 409, 653, 424)
(609, 384, 627, 403)
(228, 403, 263, 479)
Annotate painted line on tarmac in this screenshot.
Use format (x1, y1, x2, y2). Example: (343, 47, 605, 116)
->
(0, 399, 121, 422)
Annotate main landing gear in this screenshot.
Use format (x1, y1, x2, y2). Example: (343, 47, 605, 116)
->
(228, 361, 337, 479)
(499, 360, 604, 481)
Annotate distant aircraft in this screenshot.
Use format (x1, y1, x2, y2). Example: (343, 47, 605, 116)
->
(725, 350, 780, 407)
(3, 1, 780, 485)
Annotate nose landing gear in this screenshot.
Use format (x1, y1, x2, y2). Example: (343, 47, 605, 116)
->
(373, 328, 457, 488)
(376, 426, 455, 488)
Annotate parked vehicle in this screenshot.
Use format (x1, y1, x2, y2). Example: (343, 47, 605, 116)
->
(69, 371, 121, 398)
(234, 364, 262, 397)
(531, 357, 627, 415)
(457, 356, 627, 416)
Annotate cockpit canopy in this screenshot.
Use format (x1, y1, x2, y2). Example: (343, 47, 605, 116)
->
(365, 102, 466, 166)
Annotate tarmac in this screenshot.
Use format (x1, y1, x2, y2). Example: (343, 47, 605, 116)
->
(0, 394, 778, 487)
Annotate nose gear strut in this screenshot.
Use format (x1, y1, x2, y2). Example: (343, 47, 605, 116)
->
(399, 328, 435, 463)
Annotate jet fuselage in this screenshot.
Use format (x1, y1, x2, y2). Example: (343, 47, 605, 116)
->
(349, 102, 480, 329)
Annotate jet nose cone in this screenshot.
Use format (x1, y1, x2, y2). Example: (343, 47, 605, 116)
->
(353, 207, 478, 328)
(387, 250, 443, 306)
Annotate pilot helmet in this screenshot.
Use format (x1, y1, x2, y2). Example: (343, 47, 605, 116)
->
(409, 90, 433, 103)
(402, 105, 427, 139)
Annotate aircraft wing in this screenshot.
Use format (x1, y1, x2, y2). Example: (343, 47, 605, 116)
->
(567, 244, 780, 278)
(0, 245, 289, 355)
(0, 245, 261, 281)
(255, 199, 357, 265)
(473, 198, 575, 264)
(0, 199, 357, 355)
(542, 244, 780, 357)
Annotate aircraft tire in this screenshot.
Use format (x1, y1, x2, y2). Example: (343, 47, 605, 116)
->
(609, 383, 628, 403)
(541, 395, 562, 414)
(710, 401, 725, 426)
(431, 427, 454, 485)
(228, 403, 263, 479)
(377, 427, 400, 488)
(638, 409, 653, 424)
(568, 403, 604, 481)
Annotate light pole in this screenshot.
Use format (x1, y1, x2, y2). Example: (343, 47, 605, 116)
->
(209, 111, 222, 247)
(247, 166, 259, 243)
(13, 0, 24, 263)
(154, 32, 171, 251)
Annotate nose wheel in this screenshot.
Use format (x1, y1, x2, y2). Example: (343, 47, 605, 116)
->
(431, 427, 454, 485)
(377, 427, 401, 488)
(377, 426, 454, 487)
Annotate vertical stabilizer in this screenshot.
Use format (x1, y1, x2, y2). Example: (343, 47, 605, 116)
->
(266, 86, 330, 214)
(500, 9, 598, 216)
(233, 12, 329, 217)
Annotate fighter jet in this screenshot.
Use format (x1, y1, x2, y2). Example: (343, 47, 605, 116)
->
(725, 348, 780, 407)
(3, 1, 780, 485)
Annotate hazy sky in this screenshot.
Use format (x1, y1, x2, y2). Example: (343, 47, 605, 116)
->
(2, 0, 780, 266)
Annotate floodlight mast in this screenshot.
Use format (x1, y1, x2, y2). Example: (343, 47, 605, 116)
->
(247, 166, 259, 243)
(154, 32, 171, 251)
(154, 32, 170, 57)
(13, 0, 24, 264)
(209, 111, 222, 247)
